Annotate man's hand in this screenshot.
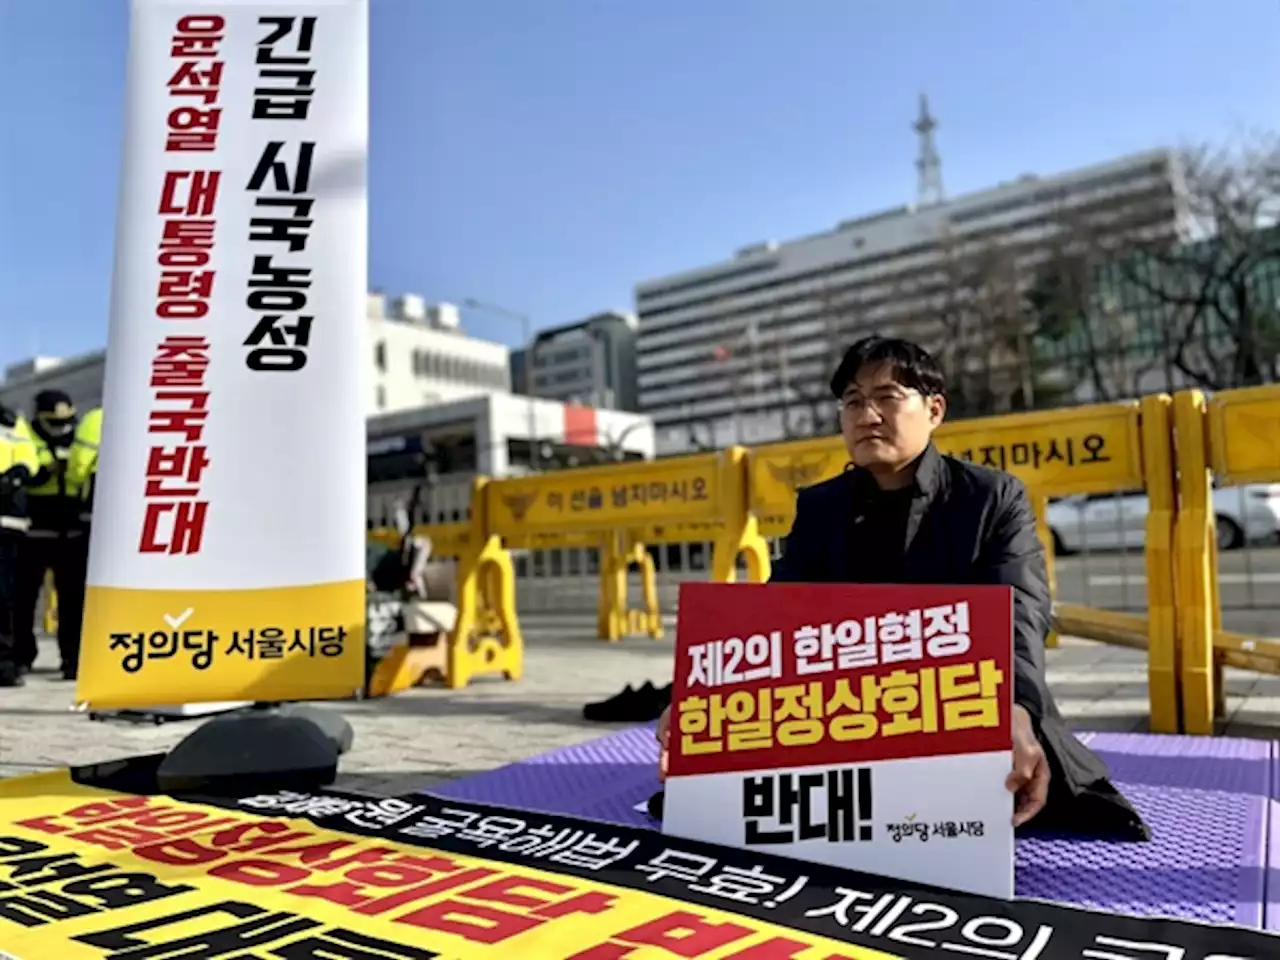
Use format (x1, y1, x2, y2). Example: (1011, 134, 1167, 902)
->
(655, 705, 671, 782)
(1007, 704, 1050, 826)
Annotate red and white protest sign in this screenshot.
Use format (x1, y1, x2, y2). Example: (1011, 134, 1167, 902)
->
(662, 581, 1016, 899)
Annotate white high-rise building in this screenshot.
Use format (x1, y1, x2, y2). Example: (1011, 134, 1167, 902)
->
(634, 149, 1192, 455)
(366, 293, 510, 415)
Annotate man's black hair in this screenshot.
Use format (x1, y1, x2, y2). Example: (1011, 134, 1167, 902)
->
(829, 336, 948, 400)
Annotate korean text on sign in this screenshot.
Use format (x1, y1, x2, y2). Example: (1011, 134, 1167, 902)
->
(686, 600, 974, 687)
(668, 584, 1014, 776)
(952, 432, 1110, 472)
(679, 662, 1004, 754)
(141, 15, 230, 557)
(109, 624, 348, 674)
(546, 477, 711, 514)
(242, 15, 321, 377)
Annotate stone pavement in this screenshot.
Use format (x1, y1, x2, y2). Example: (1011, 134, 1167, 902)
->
(1, 615, 1278, 796)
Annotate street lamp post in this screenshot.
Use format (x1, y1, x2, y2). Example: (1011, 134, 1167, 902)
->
(462, 298, 539, 472)
(604, 419, 647, 461)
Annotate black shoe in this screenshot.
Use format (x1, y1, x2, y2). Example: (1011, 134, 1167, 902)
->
(647, 789, 664, 821)
(583, 681, 671, 723)
(60, 668, 77, 681)
(0, 671, 24, 688)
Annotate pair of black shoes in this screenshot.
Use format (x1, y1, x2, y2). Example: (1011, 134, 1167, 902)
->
(582, 680, 672, 723)
(7, 662, 76, 683)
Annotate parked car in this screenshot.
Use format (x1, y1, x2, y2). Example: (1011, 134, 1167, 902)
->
(1046, 483, 1280, 555)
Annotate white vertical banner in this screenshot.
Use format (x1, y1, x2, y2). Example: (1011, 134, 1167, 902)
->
(77, 0, 369, 708)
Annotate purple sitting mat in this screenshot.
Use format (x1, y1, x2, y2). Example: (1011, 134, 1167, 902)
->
(430, 724, 1271, 928)
(1269, 741, 1280, 932)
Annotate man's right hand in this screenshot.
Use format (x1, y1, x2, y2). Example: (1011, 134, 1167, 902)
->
(656, 705, 671, 782)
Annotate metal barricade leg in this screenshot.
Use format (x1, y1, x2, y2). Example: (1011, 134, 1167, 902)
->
(1172, 391, 1216, 735)
(1032, 496, 1059, 650)
(1140, 394, 1180, 734)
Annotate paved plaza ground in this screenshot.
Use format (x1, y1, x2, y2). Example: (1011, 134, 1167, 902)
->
(2, 613, 1279, 796)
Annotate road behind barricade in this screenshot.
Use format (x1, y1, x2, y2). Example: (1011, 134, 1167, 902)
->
(2, 614, 1279, 795)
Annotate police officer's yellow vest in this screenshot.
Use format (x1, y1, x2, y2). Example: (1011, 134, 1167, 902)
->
(70, 408, 102, 518)
(0, 416, 39, 531)
(0, 416, 38, 477)
(27, 431, 83, 499)
(69, 408, 102, 491)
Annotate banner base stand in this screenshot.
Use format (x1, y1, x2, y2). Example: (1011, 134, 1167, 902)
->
(156, 702, 354, 795)
(88, 702, 254, 725)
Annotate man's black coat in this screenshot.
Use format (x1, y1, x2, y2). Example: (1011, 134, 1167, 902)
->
(770, 444, 1150, 840)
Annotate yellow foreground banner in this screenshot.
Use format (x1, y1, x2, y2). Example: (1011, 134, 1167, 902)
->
(0, 763, 1268, 958)
(0, 770, 893, 959)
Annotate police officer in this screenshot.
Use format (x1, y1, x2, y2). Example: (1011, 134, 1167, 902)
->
(65, 406, 102, 679)
(0, 404, 38, 687)
(14, 390, 86, 679)
(69, 407, 101, 523)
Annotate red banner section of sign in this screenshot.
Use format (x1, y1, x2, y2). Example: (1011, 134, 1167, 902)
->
(668, 582, 1015, 777)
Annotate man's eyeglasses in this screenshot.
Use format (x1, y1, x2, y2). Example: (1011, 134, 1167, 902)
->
(838, 389, 919, 415)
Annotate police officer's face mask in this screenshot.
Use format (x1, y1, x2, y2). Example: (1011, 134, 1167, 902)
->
(37, 414, 75, 439)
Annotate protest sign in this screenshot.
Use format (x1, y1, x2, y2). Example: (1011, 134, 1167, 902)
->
(663, 581, 1016, 899)
(77, 0, 369, 710)
(0, 761, 1272, 958)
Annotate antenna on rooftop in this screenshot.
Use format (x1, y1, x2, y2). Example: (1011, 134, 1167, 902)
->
(914, 92, 945, 206)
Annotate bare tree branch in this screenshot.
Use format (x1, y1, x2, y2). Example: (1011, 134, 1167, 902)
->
(1079, 135, 1280, 390)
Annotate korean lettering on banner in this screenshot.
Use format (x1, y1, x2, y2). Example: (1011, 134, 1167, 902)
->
(140, 14, 227, 556)
(14, 794, 622, 950)
(950, 433, 1111, 473)
(9, 787, 1258, 960)
(106, 624, 348, 675)
(630, 843, 1249, 960)
(236, 792, 848, 960)
(806, 887, 1054, 960)
(0, 835, 437, 960)
(0, 833, 195, 931)
(69, 903, 443, 960)
(264, 791, 1268, 960)
(243, 14, 318, 374)
(673, 586, 1010, 776)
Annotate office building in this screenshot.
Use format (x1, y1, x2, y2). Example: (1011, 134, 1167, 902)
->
(510, 311, 639, 412)
(634, 148, 1192, 455)
(367, 293, 510, 414)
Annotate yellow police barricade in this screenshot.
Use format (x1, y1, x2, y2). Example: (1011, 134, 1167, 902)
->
(367, 519, 480, 697)
(490, 526, 633, 642)
(489, 447, 769, 625)
(1175, 383, 1280, 734)
(1173, 389, 1221, 735)
(615, 519, 728, 642)
(445, 477, 523, 688)
(592, 530, 662, 642)
(43, 575, 57, 636)
(748, 402, 1179, 733)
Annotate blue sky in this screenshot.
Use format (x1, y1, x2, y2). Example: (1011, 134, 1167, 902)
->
(1, 0, 1277, 371)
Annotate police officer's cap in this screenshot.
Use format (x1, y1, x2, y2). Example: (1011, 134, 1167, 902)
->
(34, 390, 76, 420)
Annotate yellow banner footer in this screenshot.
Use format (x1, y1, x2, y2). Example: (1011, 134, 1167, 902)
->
(76, 580, 367, 708)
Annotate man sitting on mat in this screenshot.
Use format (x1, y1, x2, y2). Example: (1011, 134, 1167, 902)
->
(651, 336, 1150, 840)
